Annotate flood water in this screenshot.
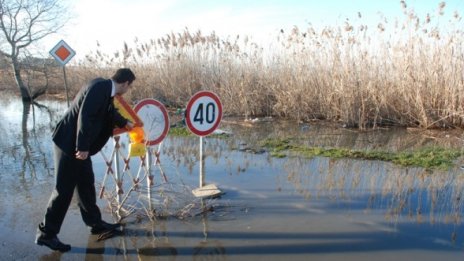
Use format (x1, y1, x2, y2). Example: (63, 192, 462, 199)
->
(0, 95, 464, 260)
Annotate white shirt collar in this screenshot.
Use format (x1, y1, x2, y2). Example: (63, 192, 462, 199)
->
(111, 80, 116, 97)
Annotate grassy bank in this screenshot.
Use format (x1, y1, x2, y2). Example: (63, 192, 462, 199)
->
(260, 137, 462, 170)
(2, 2, 463, 129)
(168, 125, 462, 170)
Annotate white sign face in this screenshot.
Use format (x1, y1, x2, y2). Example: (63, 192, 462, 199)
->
(133, 99, 170, 146)
(49, 40, 76, 66)
(185, 91, 222, 136)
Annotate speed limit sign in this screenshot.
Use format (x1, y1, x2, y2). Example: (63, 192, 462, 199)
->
(185, 91, 222, 136)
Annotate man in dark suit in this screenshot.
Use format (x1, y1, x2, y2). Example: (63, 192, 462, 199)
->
(35, 68, 136, 252)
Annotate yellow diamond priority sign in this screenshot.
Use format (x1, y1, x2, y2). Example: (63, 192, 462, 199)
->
(49, 40, 76, 66)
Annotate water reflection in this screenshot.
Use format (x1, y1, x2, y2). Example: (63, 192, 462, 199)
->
(0, 99, 64, 242)
(136, 223, 179, 258)
(21, 101, 54, 177)
(282, 157, 464, 227)
(104, 118, 464, 247)
(0, 96, 62, 179)
(1, 96, 464, 259)
(93, 203, 226, 260)
(192, 200, 227, 260)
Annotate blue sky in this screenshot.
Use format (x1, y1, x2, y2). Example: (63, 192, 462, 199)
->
(45, 0, 464, 60)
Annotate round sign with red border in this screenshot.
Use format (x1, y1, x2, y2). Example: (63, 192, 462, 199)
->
(133, 99, 170, 146)
(185, 91, 222, 136)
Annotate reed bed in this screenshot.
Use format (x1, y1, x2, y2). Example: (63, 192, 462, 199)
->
(4, 1, 462, 129)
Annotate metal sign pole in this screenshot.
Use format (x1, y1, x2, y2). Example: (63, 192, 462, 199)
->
(146, 146, 153, 212)
(49, 40, 75, 107)
(199, 136, 204, 188)
(62, 66, 70, 107)
(113, 137, 122, 219)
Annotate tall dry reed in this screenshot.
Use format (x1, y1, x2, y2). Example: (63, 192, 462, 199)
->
(61, 1, 464, 129)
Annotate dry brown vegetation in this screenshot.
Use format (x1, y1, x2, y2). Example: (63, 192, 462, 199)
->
(2, 1, 463, 129)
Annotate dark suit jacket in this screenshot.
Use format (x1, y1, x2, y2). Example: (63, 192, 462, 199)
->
(52, 78, 128, 156)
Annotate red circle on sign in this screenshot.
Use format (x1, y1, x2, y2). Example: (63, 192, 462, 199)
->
(134, 99, 170, 146)
(185, 91, 222, 136)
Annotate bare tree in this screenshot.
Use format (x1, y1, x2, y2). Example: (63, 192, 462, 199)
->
(0, 0, 68, 101)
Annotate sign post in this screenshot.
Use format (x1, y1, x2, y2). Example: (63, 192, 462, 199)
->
(49, 40, 76, 107)
(133, 98, 170, 181)
(134, 98, 170, 212)
(185, 91, 223, 198)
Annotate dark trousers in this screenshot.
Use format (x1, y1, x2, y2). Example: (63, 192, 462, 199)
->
(38, 145, 102, 236)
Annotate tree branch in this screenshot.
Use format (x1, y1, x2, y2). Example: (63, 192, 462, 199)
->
(0, 0, 71, 100)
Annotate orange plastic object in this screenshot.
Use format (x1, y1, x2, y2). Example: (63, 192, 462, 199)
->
(128, 127, 145, 143)
(128, 127, 146, 157)
(129, 142, 146, 157)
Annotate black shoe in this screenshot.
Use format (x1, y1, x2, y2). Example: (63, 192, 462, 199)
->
(96, 229, 123, 241)
(90, 220, 121, 235)
(35, 235, 71, 252)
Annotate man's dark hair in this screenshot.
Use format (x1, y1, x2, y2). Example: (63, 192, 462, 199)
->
(111, 68, 136, 84)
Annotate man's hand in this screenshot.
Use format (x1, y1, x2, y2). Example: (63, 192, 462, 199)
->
(76, 151, 89, 160)
(126, 121, 134, 130)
